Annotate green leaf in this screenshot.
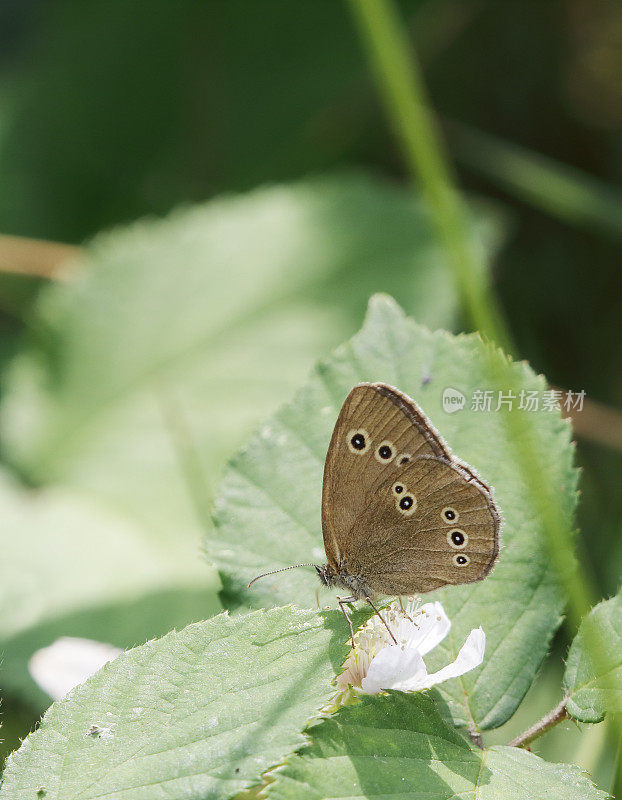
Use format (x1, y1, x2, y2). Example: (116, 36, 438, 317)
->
(0, 468, 219, 710)
(564, 593, 622, 723)
(266, 693, 607, 800)
(209, 295, 577, 729)
(0, 605, 359, 800)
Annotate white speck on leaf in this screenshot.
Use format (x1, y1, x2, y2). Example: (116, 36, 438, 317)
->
(85, 724, 114, 741)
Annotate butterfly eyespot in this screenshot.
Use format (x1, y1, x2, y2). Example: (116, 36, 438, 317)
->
(374, 440, 395, 463)
(397, 494, 417, 516)
(398, 453, 411, 465)
(441, 506, 459, 523)
(447, 529, 468, 549)
(453, 553, 470, 567)
(392, 482, 405, 496)
(347, 428, 370, 454)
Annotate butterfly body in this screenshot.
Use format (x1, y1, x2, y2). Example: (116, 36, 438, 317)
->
(316, 562, 373, 600)
(320, 383, 501, 599)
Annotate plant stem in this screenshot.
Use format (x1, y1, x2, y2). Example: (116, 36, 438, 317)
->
(347, 0, 513, 355)
(508, 698, 570, 749)
(0, 233, 80, 279)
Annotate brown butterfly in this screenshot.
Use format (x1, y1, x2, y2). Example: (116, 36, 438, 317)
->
(250, 383, 501, 641)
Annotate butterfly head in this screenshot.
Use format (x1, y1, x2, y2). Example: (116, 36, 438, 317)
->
(316, 562, 373, 600)
(316, 563, 336, 588)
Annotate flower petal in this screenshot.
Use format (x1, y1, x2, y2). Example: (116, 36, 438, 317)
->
(361, 644, 427, 694)
(402, 601, 451, 656)
(417, 627, 486, 690)
(29, 636, 123, 700)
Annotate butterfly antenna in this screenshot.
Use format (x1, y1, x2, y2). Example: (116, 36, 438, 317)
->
(247, 564, 319, 589)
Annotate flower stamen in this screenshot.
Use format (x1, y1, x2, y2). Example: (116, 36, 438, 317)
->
(333, 599, 485, 704)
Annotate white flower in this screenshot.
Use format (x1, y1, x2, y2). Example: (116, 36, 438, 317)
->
(336, 599, 485, 698)
(29, 637, 123, 700)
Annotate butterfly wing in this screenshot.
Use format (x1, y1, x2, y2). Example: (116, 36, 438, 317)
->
(340, 455, 501, 596)
(322, 383, 450, 568)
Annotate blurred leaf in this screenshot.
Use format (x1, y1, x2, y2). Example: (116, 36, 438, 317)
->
(266, 693, 606, 800)
(565, 593, 622, 723)
(1, 174, 498, 541)
(208, 295, 577, 730)
(0, 605, 359, 800)
(0, 468, 219, 710)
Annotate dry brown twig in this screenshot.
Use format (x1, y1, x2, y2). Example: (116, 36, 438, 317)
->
(0, 233, 80, 280)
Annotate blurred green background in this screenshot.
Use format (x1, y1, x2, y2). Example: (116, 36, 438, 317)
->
(0, 0, 620, 788)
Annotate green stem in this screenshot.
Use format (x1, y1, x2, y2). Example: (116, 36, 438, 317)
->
(508, 697, 569, 749)
(347, 0, 512, 354)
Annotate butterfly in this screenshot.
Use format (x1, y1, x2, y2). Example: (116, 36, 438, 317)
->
(250, 382, 501, 641)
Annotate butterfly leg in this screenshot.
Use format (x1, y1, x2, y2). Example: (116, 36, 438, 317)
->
(366, 598, 398, 645)
(337, 596, 358, 647)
